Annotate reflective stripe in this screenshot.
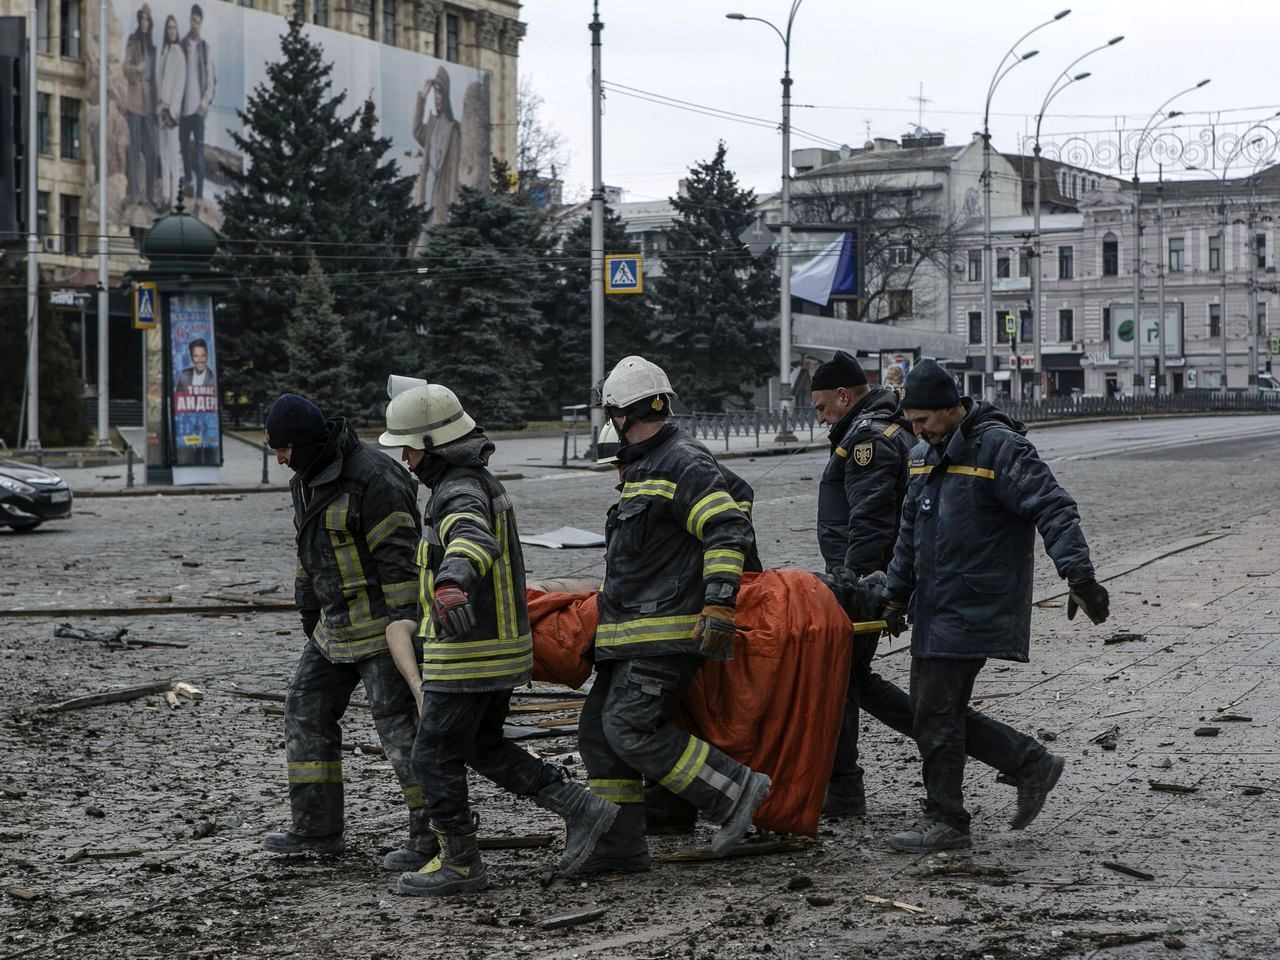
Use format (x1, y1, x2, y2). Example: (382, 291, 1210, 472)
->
(621, 479, 677, 501)
(737, 500, 752, 516)
(287, 760, 343, 784)
(439, 511, 491, 540)
(422, 636, 532, 662)
(589, 778, 645, 804)
(402, 784, 427, 810)
(595, 614, 701, 650)
(326, 501, 372, 630)
(418, 567, 437, 641)
(909, 465, 932, 476)
(658, 735, 710, 795)
(694, 762, 744, 805)
(383, 579, 418, 608)
(946, 464, 996, 480)
(703, 548, 745, 579)
(366, 510, 417, 552)
(493, 512, 519, 641)
(883, 423, 903, 437)
(443, 537, 494, 575)
(422, 649, 534, 682)
(686, 491, 740, 539)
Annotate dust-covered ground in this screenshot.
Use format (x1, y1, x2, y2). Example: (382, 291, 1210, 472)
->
(3, 417, 1280, 959)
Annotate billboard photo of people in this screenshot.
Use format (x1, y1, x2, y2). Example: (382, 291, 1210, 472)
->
(879, 351, 917, 399)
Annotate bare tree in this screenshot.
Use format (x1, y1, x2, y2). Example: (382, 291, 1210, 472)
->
(517, 77, 570, 194)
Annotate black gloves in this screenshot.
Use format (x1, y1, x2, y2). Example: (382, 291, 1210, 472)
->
(882, 599, 908, 637)
(1067, 579, 1110, 625)
(433, 583, 477, 638)
(301, 609, 320, 640)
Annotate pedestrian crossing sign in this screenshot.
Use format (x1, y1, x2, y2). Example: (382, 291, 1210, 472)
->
(605, 255, 644, 295)
(133, 282, 158, 330)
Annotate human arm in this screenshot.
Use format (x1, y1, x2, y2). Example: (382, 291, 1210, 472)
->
(386, 618, 422, 714)
(431, 478, 500, 637)
(993, 435, 1095, 582)
(839, 433, 906, 577)
(362, 472, 422, 627)
(199, 47, 216, 114)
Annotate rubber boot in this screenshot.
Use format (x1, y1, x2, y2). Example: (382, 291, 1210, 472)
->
(382, 833, 440, 872)
(711, 771, 772, 856)
(262, 830, 345, 857)
(575, 805, 652, 875)
(396, 818, 489, 897)
(821, 773, 867, 819)
(1009, 753, 1065, 830)
(535, 775, 620, 875)
(645, 784, 697, 836)
(888, 817, 971, 853)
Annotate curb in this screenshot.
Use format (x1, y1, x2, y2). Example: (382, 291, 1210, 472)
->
(72, 472, 524, 499)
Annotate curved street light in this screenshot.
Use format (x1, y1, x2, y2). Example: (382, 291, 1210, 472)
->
(1027, 36, 1123, 400)
(981, 9, 1070, 402)
(727, 2, 804, 436)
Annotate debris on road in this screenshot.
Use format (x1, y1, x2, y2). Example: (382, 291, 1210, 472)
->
(1193, 727, 1220, 737)
(862, 895, 926, 914)
(1148, 781, 1198, 794)
(540, 907, 607, 930)
(806, 894, 835, 907)
(1102, 861, 1155, 881)
(1091, 725, 1120, 750)
(139, 594, 173, 604)
(54, 623, 190, 650)
(1104, 632, 1145, 645)
(39, 680, 178, 714)
(202, 590, 294, 608)
(660, 839, 810, 863)
(786, 875, 813, 891)
(163, 690, 181, 709)
(519, 526, 606, 550)
(1036, 728, 1058, 742)
(4, 886, 39, 901)
(1212, 713, 1252, 723)
(916, 863, 1017, 879)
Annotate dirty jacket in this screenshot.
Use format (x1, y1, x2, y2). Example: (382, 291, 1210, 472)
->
(415, 433, 532, 692)
(885, 400, 1095, 662)
(293, 420, 421, 663)
(816, 387, 915, 577)
(596, 424, 755, 662)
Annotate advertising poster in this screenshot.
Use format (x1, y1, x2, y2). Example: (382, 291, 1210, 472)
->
(879, 349, 918, 397)
(169, 294, 219, 462)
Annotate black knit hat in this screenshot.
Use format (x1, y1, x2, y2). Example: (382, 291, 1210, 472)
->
(265, 394, 328, 449)
(810, 350, 868, 391)
(901, 359, 961, 410)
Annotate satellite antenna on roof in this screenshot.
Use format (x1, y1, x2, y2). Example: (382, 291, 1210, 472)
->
(909, 82, 933, 131)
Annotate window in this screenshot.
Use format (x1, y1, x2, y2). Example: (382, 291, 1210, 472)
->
(1019, 309, 1033, 343)
(367, 0, 376, 38)
(1058, 245, 1074, 280)
(967, 249, 982, 282)
(1209, 303, 1221, 339)
(1168, 237, 1184, 273)
(59, 0, 80, 58)
(968, 311, 983, 345)
(1209, 233, 1222, 273)
(1018, 250, 1031, 278)
(888, 241, 912, 267)
(1257, 233, 1267, 270)
(997, 253, 1010, 279)
(1102, 236, 1118, 276)
(445, 12, 460, 62)
(60, 194, 79, 255)
(36, 0, 50, 52)
(1072, 174, 1079, 197)
(382, 0, 396, 45)
(312, 0, 328, 26)
(887, 289, 913, 317)
(1103, 306, 1111, 342)
(36, 191, 49, 238)
(997, 310, 1013, 344)
(36, 93, 51, 155)
(1058, 308, 1074, 342)
(59, 97, 80, 159)
(1258, 302, 1268, 337)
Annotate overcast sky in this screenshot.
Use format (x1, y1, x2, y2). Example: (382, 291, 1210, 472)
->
(519, 0, 1280, 204)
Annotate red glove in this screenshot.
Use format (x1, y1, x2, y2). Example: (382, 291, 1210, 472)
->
(432, 584, 476, 639)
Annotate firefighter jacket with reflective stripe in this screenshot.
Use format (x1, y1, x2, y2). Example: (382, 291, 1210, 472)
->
(885, 399, 1096, 662)
(816, 387, 915, 577)
(596, 424, 755, 661)
(292, 419, 421, 664)
(415, 435, 532, 692)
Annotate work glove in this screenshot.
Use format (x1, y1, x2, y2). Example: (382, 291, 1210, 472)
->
(882, 599, 909, 638)
(692, 605, 737, 660)
(1067, 578, 1110, 625)
(433, 583, 477, 639)
(300, 609, 320, 641)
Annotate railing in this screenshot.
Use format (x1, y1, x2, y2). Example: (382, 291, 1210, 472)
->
(672, 407, 821, 447)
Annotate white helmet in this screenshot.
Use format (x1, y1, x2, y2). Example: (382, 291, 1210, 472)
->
(387, 374, 429, 400)
(595, 421, 621, 465)
(599, 356, 678, 411)
(379, 384, 476, 450)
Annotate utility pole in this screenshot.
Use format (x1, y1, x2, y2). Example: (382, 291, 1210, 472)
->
(1219, 193, 1229, 390)
(588, 1, 605, 441)
(1156, 177, 1166, 394)
(25, 0, 39, 448)
(95, 0, 110, 447)
(1248, 193, 1260, 392)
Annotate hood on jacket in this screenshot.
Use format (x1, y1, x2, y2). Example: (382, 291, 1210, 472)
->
(415, 430, 495, 487)
(961, 399, 1027, 439)
(829, 387, 901, 445)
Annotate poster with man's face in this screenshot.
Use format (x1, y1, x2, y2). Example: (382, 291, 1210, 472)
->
(170, 295, 219, 455)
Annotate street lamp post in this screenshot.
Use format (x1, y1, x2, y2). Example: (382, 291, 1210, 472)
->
(1246, 153, 1277, 392)
(728, 2, 803, 439)
(1032, 36, 1122, 402)
(982, 9, 1069, 402)
(1130, 81, 1210, 395)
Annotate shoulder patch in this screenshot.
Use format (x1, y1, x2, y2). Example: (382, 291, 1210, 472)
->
(852, 442, 874, 467)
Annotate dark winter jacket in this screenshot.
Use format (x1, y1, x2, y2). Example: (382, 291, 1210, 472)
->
(885, 400, 1095, 661)
(816, 387, 915, 577)
(292, 419, 421, 663)
(596, 424, 755, 662)
(415, 432, 532, 692)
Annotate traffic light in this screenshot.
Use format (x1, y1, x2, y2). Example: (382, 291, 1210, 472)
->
(0, 17, 27, 242)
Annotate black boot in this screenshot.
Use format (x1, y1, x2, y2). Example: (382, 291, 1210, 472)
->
(822, 773, 867, 818)
(575, 805, 651, 875)
(382, 832, 440, 872)
(535, 775, 619, 875)
(262, 830, 344, 857)
(396, 817, 489, 897)
(1010, 753, 1065, 830)
(711, 771, 771, 856)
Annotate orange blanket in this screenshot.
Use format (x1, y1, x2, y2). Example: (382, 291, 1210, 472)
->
(527, 570, 854, 837)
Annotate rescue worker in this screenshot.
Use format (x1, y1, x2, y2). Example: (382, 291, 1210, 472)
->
(594, 421, 762, 836)
(877, 360, 1110, 852)
(577, 356, 772, 872)
(811, 350, 916, 817)
(379, 384, 617, 896)
(261, 394, 432, 872)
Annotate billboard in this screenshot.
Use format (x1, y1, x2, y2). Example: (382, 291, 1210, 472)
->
(86, 2, 490, 231)
(169, 294, 219, 460)
(878, 349, 917, 397)
(1109, 303, 1184, 358)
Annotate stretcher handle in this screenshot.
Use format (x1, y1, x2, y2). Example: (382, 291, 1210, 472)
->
(852, 620, 888, 635)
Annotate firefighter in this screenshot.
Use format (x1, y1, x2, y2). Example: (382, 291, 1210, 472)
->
(261, 394, 432, 872)
(878, 360, 1110, 852)
(380, 384, 617, 897)
(810, 350, 916, 818)
(576, 357, 772, 872)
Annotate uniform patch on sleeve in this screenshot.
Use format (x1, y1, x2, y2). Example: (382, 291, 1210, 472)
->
(852, 442, 874, 467)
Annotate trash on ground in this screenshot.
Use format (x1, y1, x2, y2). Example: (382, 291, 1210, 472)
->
(1104, 632, 1145, 645)
(1102, 861, 1155, 881)
(1092, 725, 1120, 750)
(518, 526, 606, 550)
(1148, 781, 1198, 794)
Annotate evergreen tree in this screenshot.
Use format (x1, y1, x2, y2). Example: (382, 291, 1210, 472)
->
(283, 259, 357, 415)
(217, 19, 423, 418)
(418, 185, 555, 429)
(651, 142, 776, 410)
(0, 266, 88, 448)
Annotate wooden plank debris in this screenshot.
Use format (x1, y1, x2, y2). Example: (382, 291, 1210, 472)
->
(862, 894, 926, 914)
(1148, 781, 1199, 794)
(540, 907, 607, 930)
(660, 839, 810, 863)
(1102, 861, 1155, 881)
(39, 680, 178, 714)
